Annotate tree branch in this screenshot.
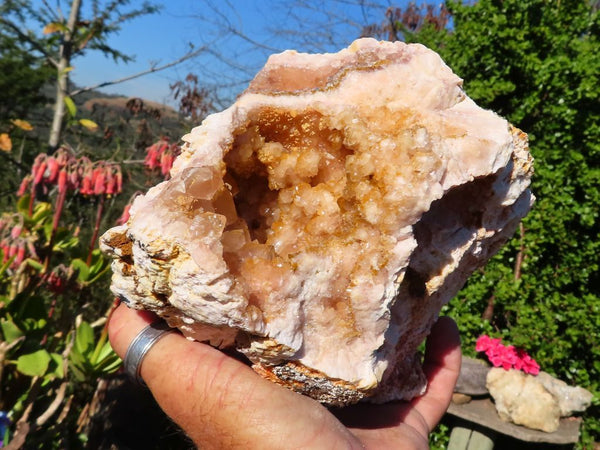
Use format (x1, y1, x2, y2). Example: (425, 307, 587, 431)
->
(0, 17, 59, 67)
(35, 381, 68, 427)
(514, 222, 525, 281)
(70, 45, 208, 97)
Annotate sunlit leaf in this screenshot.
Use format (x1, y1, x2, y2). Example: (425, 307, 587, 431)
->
(16, 349, 51, 377)
(79, 118, 99, 131)
(1, 317, 23, 343)
(71, 258, 90, 282)
(93, 340, 117, 366)
(26, 258, 44, 271)
(0, 133, 12, 152)
(74, 321, 94, 357)
(43, 22, 67, 34)
(31, 201, 52, 222)
(11, 119, 34, 131)
(64, 96, 77, 118)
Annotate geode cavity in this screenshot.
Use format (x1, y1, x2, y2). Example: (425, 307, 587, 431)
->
(101, 38, 533, 406)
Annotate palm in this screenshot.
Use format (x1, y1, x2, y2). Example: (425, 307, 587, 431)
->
(109, 306, 461, 449)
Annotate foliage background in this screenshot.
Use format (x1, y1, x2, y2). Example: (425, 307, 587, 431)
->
(0, 0, 598, 447)
(394, 0, 600, 445)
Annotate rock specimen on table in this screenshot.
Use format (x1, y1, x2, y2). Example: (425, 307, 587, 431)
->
(454, 356, 491, 396)
(486, 368, 593, 433)
(101, 38, 534, 406)
(536, 372, 593, 417)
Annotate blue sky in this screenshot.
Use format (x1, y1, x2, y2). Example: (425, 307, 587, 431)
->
(41, 1, 397, 105)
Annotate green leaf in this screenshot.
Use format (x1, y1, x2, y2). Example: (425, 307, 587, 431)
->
(16, 349, 51, 376)
(53, 235, 79, 252)
(26, 258, 44, 271)
(94, 354, 121, 375)
(87, 265, 110, 284)
(71, 258, 90, 282)
(87, 252, 110, 284)
(74, 321, 94, 357)
(89, 250, 105, 273)
(93, 340, 117, 365)
(10, 295, 48, 334)
(43, 220, 54, 242)
(0, 257, 13, 278)
(0, 317, 23, 343)
(68, 360, 86, 382)
(16, 194, 31, 216)
(49, 352, 64, 379)
(31, 202, 52, 223)
(64, 96, 77, 118)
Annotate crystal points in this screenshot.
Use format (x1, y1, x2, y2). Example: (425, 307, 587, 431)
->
(101, 38, 533, 406)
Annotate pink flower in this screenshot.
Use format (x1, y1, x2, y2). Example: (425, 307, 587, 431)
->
(476, 334, 540, 375)
(58, 169, 68, 193)
(10, 225, 22, 240)
(47, 157, 59, 183)
(81, 174, 92, 195)
(475, 335, 493, 352)
(17, 175, 31, 197)
(14, 243, 26, 267)
(33, 160, 47, 185)
(144, 140, 180, 178)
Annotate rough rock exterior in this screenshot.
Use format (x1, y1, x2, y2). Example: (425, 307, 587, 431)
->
(101, 38, 534, 406)
(487, 368, 594, 432)
(487, 368, 561, 433)
(537, 372, 593, 417)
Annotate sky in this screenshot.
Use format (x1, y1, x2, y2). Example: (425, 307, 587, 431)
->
(69, 0, 268, 105)
(28, 1, 397, 106)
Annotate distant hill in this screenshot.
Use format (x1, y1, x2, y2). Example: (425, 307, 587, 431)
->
(23, 84, 191, 154)
(82, 96, 180, 121)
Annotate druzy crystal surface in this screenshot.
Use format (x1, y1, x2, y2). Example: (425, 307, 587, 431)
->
(101, 38, 533, 406)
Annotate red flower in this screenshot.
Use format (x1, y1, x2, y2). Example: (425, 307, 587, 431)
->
(105, 171, 116, 195)
(115, 169, 122, 193)
(46, 270, 67, 294)
(58, 169, 68, 193)
(33, 160, 47, 185)
(14, 243, 26, 267)
(144, 143, 160, 170)
(47, 157, 60, 183)
(10, 225, 22, 240)
(81, 171, 93, 195)
(476, 334, 540, 375)
(17, 176, 31, 197)
(160, 152, 174, 176)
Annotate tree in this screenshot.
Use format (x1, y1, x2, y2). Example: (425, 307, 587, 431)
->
(0, 0, 205, 149)
(0, 35, 52, 124)
(388, 0, 599, 444)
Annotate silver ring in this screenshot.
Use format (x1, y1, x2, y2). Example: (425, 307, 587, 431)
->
(124, 321, 175, 385)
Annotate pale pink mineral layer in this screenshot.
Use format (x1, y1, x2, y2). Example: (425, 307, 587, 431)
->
(101, 38, 533, 406)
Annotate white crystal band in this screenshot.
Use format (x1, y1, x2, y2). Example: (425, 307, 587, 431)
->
(123, 321, 174, 385)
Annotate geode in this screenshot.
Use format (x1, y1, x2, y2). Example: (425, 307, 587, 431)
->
(100, 38, 533, 406)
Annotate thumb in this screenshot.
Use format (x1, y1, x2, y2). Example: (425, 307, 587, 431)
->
(108, 303, 359, 449)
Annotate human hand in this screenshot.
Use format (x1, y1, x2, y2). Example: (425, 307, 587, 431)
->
(108, 303, 461, 449)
